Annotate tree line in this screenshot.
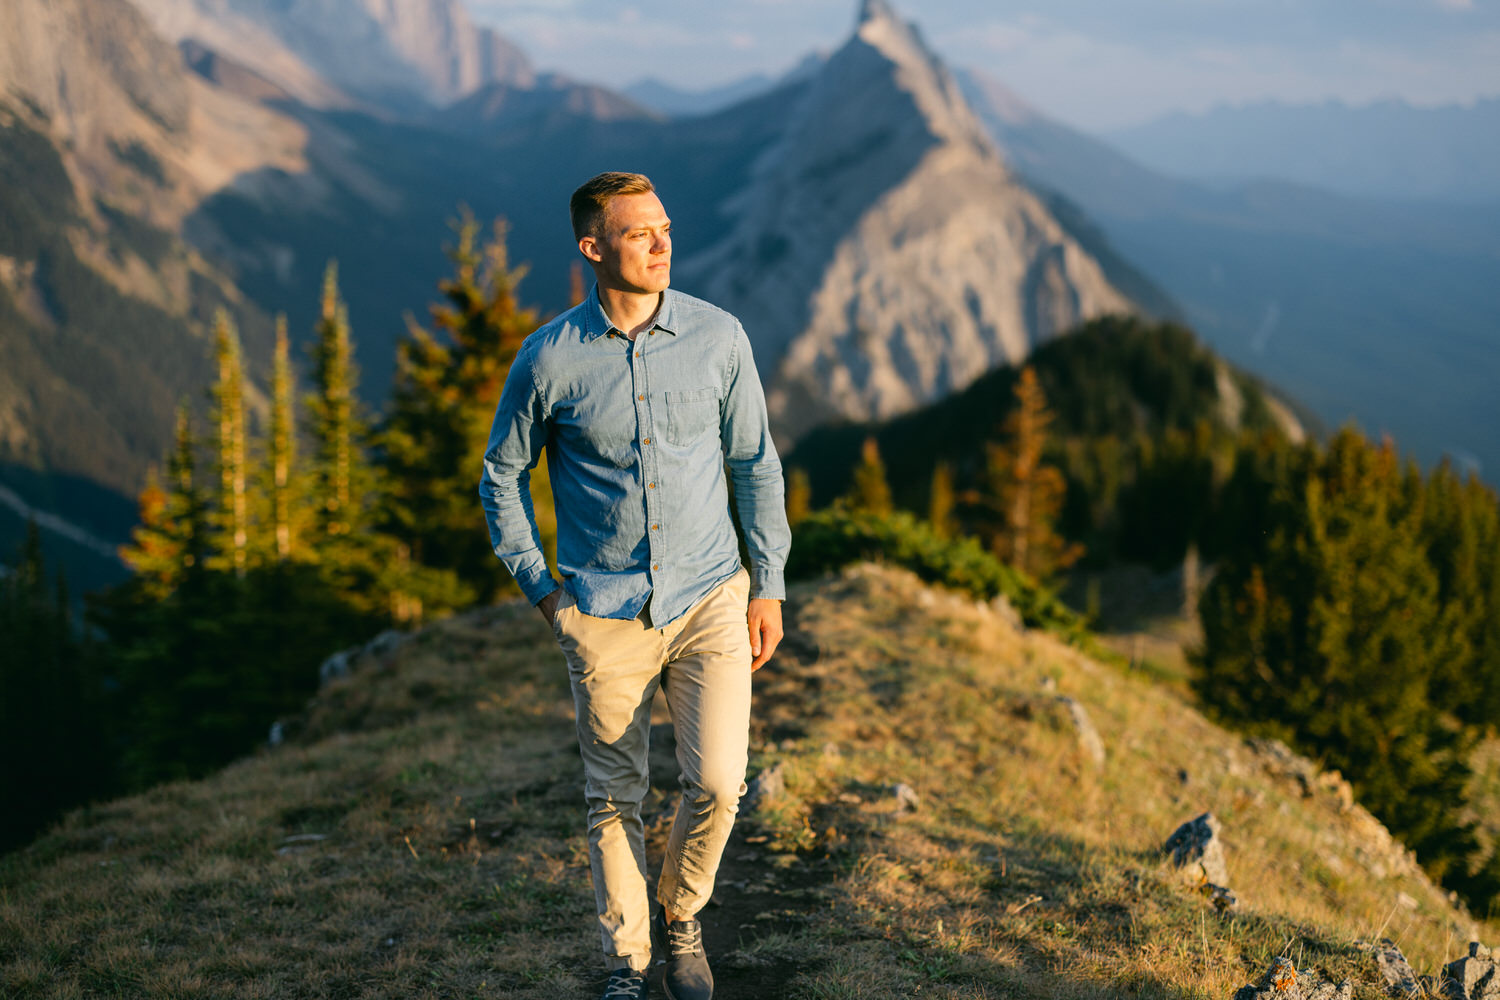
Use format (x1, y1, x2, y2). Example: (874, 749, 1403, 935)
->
(1, 214, 553, 849)
(785, 325, 1500, 914)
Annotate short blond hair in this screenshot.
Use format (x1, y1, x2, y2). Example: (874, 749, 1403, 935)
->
(570, 171, 655, 241)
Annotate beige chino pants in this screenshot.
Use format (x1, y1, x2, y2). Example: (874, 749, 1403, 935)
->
(551, 567, 753, 971)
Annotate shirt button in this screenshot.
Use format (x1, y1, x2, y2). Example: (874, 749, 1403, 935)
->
(648, 482, 656, 489)
(653, 563, 660, 570)
(652, 524, 659, 530)
(642, 437, 651, 445)
(635, 351, 642, 357)
(637, 394, 645, 400)
(649, 330, 655, 335)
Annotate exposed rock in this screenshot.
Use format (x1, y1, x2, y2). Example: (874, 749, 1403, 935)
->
(317, 629, 409, 686)
(1056, 695, 1106, 769)
(1367, 938, 1421, 997)
(677, 0, 1133, 446)
(1443, 942, 1500, 1000)
(132, 0, 535, 109)
(1203, 882, 1237, 912)
(892, 783, 920, 813)
(1233, 957, 1353, 1000)
(989, 594, 1025, 632)
(1244, 738, 1355, 813)
(1164, 812, 1229, 888)
(744, 763, 787, 813)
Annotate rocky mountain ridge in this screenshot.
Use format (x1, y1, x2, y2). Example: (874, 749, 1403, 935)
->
(678, 0, 1134, 444)
(130, 0, 533, 111)
(1, 563, 1490, 996)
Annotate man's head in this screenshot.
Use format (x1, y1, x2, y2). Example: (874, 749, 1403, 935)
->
(572, 171, 671, 296)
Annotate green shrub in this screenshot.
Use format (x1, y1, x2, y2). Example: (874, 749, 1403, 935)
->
(787, 505, 1089, 644)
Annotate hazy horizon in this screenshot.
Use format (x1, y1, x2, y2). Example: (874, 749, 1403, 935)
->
(470, 0, 1500, 132)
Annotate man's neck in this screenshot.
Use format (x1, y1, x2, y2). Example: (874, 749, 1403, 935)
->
(598, 287, 663, 341)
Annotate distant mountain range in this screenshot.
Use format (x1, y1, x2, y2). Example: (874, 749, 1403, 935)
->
(2, 0, 1495, 594)
(0, 0, 1142, 581)
(1107, 98, 1500, 206)
(959, 71, 1500, 482)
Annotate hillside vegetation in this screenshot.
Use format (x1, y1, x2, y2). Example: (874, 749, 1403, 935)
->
(3, 564, 1490, 998)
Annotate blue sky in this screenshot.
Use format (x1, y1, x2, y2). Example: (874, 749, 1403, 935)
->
(468, 0, 1500, 131)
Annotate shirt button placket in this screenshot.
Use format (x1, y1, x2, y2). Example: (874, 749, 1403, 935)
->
(632, 335, 663, 587)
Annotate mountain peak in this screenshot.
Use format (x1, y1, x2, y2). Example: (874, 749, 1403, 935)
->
(858, 0, 899, 26)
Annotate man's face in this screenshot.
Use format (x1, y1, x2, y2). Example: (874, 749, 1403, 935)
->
(580, 191, 671, 295)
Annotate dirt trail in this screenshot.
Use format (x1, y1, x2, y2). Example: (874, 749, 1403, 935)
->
(634, 604, 827, 999)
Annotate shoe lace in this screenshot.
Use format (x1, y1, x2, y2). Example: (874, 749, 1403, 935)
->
(603, 970, 645, 998)
(665, 919, 704, 957)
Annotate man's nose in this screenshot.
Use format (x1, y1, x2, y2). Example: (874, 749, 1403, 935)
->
(652, 232, 670, 253)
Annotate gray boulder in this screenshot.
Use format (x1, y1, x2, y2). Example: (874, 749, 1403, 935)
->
(1443, 942, 1500, 999)
(1056, 695, 1106, 769)
(743, 762, 786, 813)
(1164, 812, 1229, 888)
(1370, 938, 1421, 997)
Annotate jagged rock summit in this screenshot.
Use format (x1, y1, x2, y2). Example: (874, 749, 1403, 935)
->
(677, 0, 1133, 445)
(130, 0, 534, 110)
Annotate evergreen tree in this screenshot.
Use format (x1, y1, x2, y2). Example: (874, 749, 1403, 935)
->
(210, 310, 249, 576)
(267, 313, 298, 562)
(381, 214, 546, 603)
(847, 436, 893, 516)
(785, 467, 812, 526)
(1, 523, 114, 849)
(119, 405, 209, 600)
(569, 259, 587, 307)
(308, 261, 364, 542)
(928, 461, 956, 539)
(1196, 428, 1482, 882)
(981, 366, 1081, 580)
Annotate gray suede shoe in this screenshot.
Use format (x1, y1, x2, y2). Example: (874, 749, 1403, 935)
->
(601, 968, 647, 999)
(653, 910, 713, 1000)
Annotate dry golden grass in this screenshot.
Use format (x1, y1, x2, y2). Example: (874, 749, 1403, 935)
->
(1, 564, 1490, 998)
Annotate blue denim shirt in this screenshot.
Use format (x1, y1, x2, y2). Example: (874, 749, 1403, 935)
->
(479, 287, 790, 627)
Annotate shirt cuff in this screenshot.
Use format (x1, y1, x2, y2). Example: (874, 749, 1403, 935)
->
(517, 569, 560, 607)
(749, 566, 785, 601)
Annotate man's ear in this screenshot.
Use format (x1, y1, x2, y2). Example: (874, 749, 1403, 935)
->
(579, 235, 602, 263)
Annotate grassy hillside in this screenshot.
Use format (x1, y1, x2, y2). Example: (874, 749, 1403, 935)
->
(2, 565, 1490, 998)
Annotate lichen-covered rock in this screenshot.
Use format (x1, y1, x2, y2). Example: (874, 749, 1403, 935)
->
(1165, 812, 1229, 887)
(1233, 957, 1353, 1000)
(1368, 938, 1421, 997)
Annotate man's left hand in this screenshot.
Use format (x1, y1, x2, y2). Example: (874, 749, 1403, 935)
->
(748, 598, 783, 672)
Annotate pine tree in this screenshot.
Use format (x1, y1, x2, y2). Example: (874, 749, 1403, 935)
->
(847, 437, 893, 516)
(785, 467, 812, 526)
(308, 261, 362, 541)
(210, 310, 249, 576)
(1, 523, 113, 849)
(569, 259, 587, 307)
(381, 213, 546, 602)
(928, 461, 956, 538)
(268, 313, 297, 561)
(1196, 428, 1480, 880)
(982, 367, 1080, 580)
(119, 405, 209, 599)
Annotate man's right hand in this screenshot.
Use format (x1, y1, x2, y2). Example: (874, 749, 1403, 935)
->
(536, 587, 563, 627)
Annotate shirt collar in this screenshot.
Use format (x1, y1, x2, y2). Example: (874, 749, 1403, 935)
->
(580, 285, 680, 341)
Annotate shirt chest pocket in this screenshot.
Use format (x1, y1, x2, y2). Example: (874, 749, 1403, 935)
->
(663, 387, 720, 447)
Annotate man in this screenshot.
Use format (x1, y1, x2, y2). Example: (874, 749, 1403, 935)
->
(479, 171, 791, 1000)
